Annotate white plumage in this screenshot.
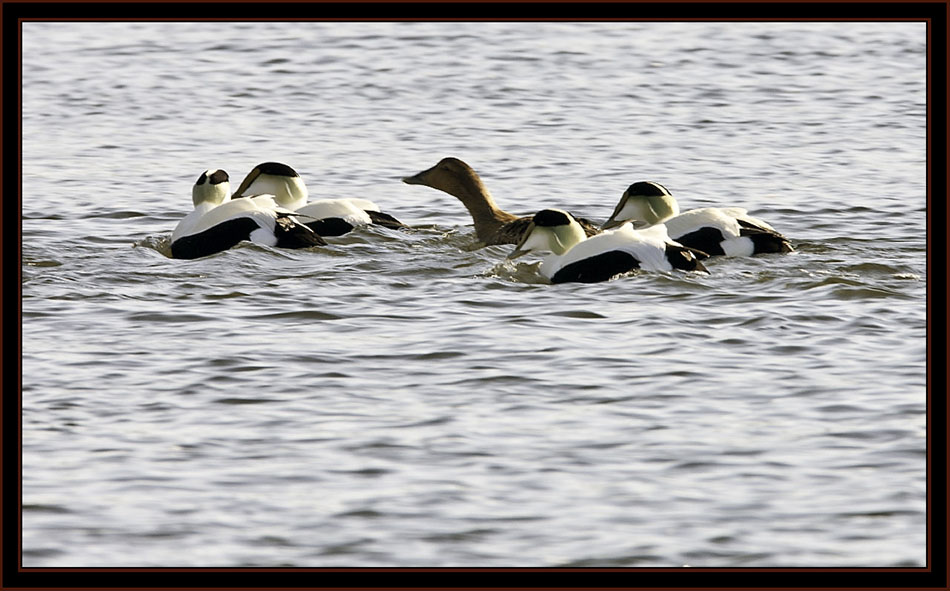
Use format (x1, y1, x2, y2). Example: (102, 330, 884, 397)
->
(173, 194, 288, 246)
(231, 162, 404, 236)
(295, 199, 373, 228)
(543, 223, 677, 277)
(508, 209, 706, 284)
(603, 181, 792, 256)
(170, 169, 322, 260)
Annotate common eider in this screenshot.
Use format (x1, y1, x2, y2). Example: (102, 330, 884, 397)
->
(170, 169, 324, 260)
(602, 181, 793, 256)
(507, 208, 707, 284)
(232, 162, 407, 236)
(402, 157, 600, 246)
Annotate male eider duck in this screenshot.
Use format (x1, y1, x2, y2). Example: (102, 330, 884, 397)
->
(602, 181, 793, 256)
(232, 161, 407, 236)
(507, 209, 707, 284)
(402, 157, 600, 246)
(170, 169, 325, 260)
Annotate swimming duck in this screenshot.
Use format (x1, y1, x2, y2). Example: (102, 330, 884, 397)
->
(170, 169, 325, 260)
(232, 161, 407, 236)
(602, 181, 793, 256)
(507, 208, 707, 284)
(402, 157, 600, 246)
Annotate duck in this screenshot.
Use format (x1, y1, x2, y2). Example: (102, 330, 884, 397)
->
(170, 169, 325, 260)
(507, 208, 707, 284)
(232, 161, 407, 236)
(602, 181, 793, 256)
(402, 157, 600, 246)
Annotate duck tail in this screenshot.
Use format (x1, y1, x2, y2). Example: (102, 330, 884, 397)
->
(366, 210, 409, 229)
(737, 220, 794, 253)
(745, 231, 794, 254)
(274, 214, 327, 249)
(665, 243, 709, 273)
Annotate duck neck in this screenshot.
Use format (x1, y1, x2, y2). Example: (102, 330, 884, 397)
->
(452, 176, 518, 239)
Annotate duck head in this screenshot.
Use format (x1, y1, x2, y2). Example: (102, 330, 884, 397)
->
(402, 157, 476, 191)
(507, 208, 587, 259)
(192, 169, 231, 207)
(402, 157, 504, 213)
(232, 161, 308, 209)
(602, 181, 679, 230)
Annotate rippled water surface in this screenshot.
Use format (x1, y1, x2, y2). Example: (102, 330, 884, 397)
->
(21, 22, 926, 568)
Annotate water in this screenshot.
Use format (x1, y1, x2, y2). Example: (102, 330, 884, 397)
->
(20, 22, 927, 568)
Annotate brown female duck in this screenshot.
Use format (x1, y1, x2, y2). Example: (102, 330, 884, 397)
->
(402, 157, 599, 246)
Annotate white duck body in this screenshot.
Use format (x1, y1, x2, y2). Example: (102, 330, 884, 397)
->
(546, 223, 679, 277)
(170, 170, 323, 260)
(233, 162, 406, 236)
(603, 181, 793, 256)
(661, 207, 763, 257)
(295, 199, 374, 235)
(509, 209, 706, 284)
(173, 194, 284, 244)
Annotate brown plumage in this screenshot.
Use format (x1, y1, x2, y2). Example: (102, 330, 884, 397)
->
(402, 157, 600, 246)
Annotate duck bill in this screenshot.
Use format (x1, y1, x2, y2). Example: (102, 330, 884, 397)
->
(402, 164, 435, 185)
(600, 190, 633, 230)
(506, 223, 536, 259)
(231, 166, 261, 199)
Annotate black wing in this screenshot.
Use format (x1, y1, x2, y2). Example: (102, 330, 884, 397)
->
(306, 217, 356, 237)
(550, 250, 641, 284)
(366, 210, 409, 229)
(672, 226, 727, 256)
(171, 217, 262, 260)
(737, 219, 794, 254)
(664, 243, 708, 273)
(274, 214, 327, 248)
